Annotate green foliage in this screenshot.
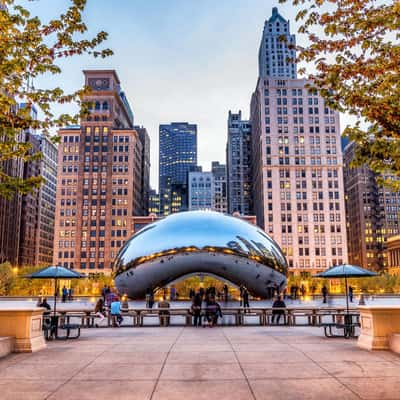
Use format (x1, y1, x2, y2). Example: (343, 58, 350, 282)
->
(0, 262, 15, 295)
(279, 0, 400, 188)
(0, 0, 112, 198)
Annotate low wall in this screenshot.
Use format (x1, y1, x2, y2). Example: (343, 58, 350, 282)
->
(0, 306, 46, 353)
(358, 306, 400, 351)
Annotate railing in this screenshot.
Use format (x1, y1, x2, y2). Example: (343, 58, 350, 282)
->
(53, 306, 360, 328)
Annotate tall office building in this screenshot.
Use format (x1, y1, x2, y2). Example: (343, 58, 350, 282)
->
(344, 141, 400, 270)
(148, 189, 161, 216)
(211, 161, 227, 214)
(53, 70, 149, 273)
(134, 126, 151, 215)
(188, 171, 215, 211)
(159, 122, 197, 216)
(258, 7, 296, 79)
(226, 111, 252, 215)
(0, 133, 24, 265)
(0, 101, 57, 266)
(250, 8, 348, 274)
(19, 133, 58, 266)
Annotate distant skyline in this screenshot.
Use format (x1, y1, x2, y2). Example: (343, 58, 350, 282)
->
(19, 0, 348, 188)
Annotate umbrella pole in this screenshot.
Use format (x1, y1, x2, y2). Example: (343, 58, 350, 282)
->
(344, 274, 349, 316)
(54, 277, 57, 317)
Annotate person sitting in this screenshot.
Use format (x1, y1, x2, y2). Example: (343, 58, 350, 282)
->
(158, 297, 170, 326)
(204, 296, 222, 328)
(271, 296, 286, 325)
(39, 297, 51, 314)
(94, 298, 106, 327)
(110, 297, 123, 327)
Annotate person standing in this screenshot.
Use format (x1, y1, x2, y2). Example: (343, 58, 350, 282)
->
(191, 292, 202, 327)
(158, 297, 170, 326)
(242, 287, 250, 312)
(349, 286, 354, 303)
(68, 287, 73, 302)
(322, 285, 328, 304)
(61, 286, 68, 303)
(223, 284, 228, 302)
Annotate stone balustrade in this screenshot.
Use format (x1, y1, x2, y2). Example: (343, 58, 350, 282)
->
(358, 305, 400, 351)
(0, 305, 46, 353)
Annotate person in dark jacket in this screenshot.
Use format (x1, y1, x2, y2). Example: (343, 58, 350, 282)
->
(242, 287, 250, 312)
(191, 293, 202, 327)
(271, 296, 286, 324)
(322, 285, 328, 304)
(349, 286, 354, 302)
(204, 296, 222, 327)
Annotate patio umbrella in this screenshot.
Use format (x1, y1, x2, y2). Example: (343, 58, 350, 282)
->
(26, 266, 86, 317)
(314, 264, 378, 315)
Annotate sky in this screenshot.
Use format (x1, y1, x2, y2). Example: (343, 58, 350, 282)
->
(18, 0, 348, 189)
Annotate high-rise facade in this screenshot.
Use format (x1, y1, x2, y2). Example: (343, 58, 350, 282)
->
(226, 111, 252, 215)
(159, 122, 197, 216)
(250, 9, 348, 274)
(344, 141, 400, 270)
(188, 171, 215, 211)
(19, 133, 58, 266)
(134, 125, 151, 215)
(258, 7, 296, 79)
(0, 101, 57, 266)
(211, 161, 227, 214)
(0, 133, 24, 265)
(53, 70, 149, 273)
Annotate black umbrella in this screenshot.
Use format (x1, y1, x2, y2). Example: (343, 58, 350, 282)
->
(314, 264, 378, 315)
(26, 265, 86, 317)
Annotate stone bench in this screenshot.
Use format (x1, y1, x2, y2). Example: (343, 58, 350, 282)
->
(389, 333, 400, 354)
(358, 306, 400, 351)
(0, 337, 14, 358)
(0, 307, 46, 352)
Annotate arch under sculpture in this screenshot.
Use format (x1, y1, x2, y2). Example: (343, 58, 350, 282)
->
(113, 211, 288, 298)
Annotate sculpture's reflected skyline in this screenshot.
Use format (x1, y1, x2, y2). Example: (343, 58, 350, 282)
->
(114, 211, 288, 298)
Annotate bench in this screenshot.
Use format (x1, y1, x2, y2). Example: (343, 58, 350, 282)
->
(57, 323, 81, 339)
(240, 310, 264, 326)
(321, 322, 360, 338)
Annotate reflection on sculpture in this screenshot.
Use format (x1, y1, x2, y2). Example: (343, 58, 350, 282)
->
(113, 211, 288, 298)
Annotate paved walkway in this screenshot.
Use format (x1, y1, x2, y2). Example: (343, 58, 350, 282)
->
(0, 326, 399, 400)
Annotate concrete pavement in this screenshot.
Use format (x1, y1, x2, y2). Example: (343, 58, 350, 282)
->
(0, 326, 399, 399)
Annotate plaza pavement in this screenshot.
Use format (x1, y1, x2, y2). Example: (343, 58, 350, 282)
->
(0, 326, 399, 400)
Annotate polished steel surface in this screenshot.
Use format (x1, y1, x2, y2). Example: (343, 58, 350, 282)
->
(114, 211, 288, 298)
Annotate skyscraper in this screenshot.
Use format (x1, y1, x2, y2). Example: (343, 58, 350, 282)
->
(188, 171, 215, 211)
(250, 9, 348, 274)
(159, 122, 197, 216)
(258, 7, 297, 79)
(211, 161, 227, 214)
(53, 70, 149, 273)
(344, 141, 400, 270)
(226, 111, 252, 215)
(0, 102, 57, 267)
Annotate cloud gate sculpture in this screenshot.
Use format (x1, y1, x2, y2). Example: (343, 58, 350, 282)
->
(113, 211, 288, 298)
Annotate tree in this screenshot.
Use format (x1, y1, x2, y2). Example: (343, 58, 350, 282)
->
(280, 0, 400, 188)
(0, 262, 15, 295)
(0, 0, 112, 199)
